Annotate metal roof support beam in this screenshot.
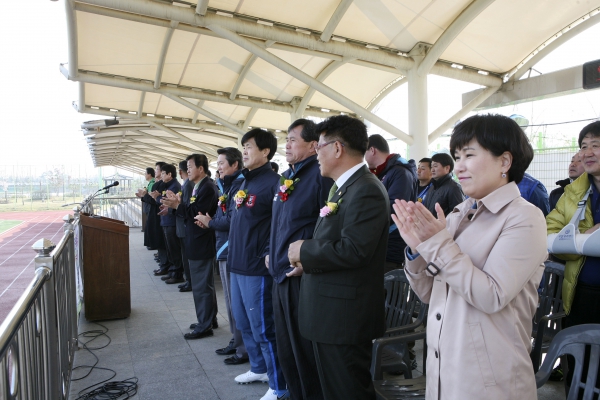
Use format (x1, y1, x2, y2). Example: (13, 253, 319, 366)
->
(155, 22, 178, 89)
(148, 122, 219, 157)
(295, 58, 354, 118)
(463, 65, 585, 110)
(74, 1, 502, 87)
(367, 77, 407, 112)
(195, 0, 209, 16)
(418, 0, 495, 76)
(73, 3, 401, 76)
(138, 91, 146, 116)
(77, 0, 415, 72)
(320, 0, 354, 42)
(242, 108, 258, 131)
(80, 105, 240, 136)
(230, 55, 258, 100)
(508, 9, 600, 81)
(65, 0, 78, 78)
(62, 66, 342, 119)
(165, 94, 245, 134)
(126, 129, 198, 153)
(428, 85, 499, 143)
(126, 137, 194, 159)
(208, 24, 413, 144)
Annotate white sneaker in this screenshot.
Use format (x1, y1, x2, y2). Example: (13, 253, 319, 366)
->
(234, 370, 269, 384)
(260, 388, 289, 400)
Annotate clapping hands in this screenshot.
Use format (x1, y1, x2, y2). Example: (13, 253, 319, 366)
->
(391, 200, 446, 254)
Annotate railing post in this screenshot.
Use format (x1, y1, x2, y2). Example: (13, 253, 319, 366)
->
(31, 239, 60, 400)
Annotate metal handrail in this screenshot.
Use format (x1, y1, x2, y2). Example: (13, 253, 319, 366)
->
(0, 215, 80, 400)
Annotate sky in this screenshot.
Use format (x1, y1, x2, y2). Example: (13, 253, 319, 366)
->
(0, 2, 599, 176)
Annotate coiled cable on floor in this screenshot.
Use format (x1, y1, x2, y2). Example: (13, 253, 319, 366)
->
(71, 322, 139, 399)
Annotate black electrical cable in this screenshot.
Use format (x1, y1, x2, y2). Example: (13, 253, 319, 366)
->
(71, 322, 138, 399)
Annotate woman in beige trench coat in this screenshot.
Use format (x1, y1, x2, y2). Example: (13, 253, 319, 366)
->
(392, 114, 547, 400)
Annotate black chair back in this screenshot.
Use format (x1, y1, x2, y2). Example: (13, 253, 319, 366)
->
(536, 324, 600, 400)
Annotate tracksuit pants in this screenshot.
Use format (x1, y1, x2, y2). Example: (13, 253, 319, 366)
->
(230, 272, 286, 392)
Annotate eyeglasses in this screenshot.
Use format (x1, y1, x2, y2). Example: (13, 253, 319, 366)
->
(316, 140, 345, 153)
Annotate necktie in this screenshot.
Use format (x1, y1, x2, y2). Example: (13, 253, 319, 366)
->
(328, 183, 338, 202)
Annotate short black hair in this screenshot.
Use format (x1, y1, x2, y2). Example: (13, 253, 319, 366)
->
(241, 128, 277, 160)
(431, 153, 454, 173)
(178, 160, 187, 171)
(367, 134, 390, 153)
(206, 169, 212, 178)
(578, 121, 600, 147)
(288, 119, 318, 142)
(217, 147, 243, 170)
(146, 167, 155, 177)
(155, 161, 166, 169)
(270, 162, 279, 173)
(315, 115, 368, 155)
(186, 153, 209, 174)
(418, 158, 432, 168)
(161, 163, 176, 178)
(450, 114, 534, 183)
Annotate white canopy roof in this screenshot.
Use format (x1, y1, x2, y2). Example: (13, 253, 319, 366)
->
(64, 0, 600, 172)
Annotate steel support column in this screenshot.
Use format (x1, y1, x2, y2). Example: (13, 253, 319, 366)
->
(320, 0, 354, 42)
(407, 45, 429, 160)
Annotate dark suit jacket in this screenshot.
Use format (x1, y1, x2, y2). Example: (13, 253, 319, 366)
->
(298, 165, 388, 345)
(176, 178, 193, 238)
(176, 177, 218, 260)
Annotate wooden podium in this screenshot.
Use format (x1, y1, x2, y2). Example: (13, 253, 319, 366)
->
(80, 213, 131, 321)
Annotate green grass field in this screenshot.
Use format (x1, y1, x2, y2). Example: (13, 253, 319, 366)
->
(0, 220, 23, 235)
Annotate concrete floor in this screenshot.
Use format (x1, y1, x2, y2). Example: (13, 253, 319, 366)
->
(68, 228, 565, 399)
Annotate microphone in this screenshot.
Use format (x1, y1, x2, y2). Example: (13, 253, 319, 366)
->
(101, 181, 119, 190)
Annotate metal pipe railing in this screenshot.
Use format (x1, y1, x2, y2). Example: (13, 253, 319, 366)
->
(89, 196, 142, 227)
(0, 215, 80, 400)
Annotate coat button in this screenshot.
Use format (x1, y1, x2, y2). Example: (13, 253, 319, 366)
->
(436, 313, 441, 320)
(435, 351, 439, 358)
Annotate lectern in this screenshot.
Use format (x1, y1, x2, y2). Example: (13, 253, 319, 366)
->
(80, 213, 131, 320)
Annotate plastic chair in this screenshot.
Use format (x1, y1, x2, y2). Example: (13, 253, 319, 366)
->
(371, 269, 428, 381)
(536, 324, 600, 400)
(531, 261, 566, 372)
(372, 330, 427, 400)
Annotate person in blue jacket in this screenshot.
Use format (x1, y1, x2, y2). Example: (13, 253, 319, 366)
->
(155, 163, 183, 284)
(365, 134, 418, 272)
(227, 129, 288, 400)
(517, 172, 550, 216)
(268, 119, 332, 400)
(195, 147, 249, 366)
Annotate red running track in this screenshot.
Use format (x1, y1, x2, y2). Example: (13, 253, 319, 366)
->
(0, 211, 69, 323)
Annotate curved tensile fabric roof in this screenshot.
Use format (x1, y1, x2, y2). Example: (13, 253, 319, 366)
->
(64, 0, 600, 171)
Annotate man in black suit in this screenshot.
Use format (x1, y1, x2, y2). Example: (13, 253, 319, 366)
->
(162, 154, 218, 339)
(288, 115, 388, 399)
(175, 160, 194, 292)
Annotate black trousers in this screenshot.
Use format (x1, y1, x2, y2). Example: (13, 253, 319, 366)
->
(162, 226, 183, 277)
(564, 282, 600, 398)
(273, 277, 323, 400)
(178, 236, 191, 284)
(312, 341, 375, 400)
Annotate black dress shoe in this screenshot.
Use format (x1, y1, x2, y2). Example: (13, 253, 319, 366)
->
(179, 285, 192, 292)
(161, 275, 172, 281)
(224, 355, 249, 365)
(165, 277, 185, 284)
(177, 283, 186, 289)
(154, 269, 169, 276)
(215, 341, 236, 356)
(184, 328, 213, 340)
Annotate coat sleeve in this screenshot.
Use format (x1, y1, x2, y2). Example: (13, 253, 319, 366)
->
(300, 182, 390, 272)
(209, 211, 231, 232)
(404, 249, 434, 304)
(414, 209, 547, 314)
(529, 182, 551, 216)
